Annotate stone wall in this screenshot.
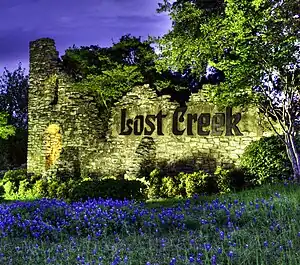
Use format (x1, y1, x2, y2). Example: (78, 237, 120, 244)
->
(27, 38, 274, 178)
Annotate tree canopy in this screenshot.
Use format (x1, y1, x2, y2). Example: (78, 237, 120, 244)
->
(156, 0, 300, 179)
(0, 64, 28, 130)
(0, 64, 29, 140)
(61, 34, 227, 108)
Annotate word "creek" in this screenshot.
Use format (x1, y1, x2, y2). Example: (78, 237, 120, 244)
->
(119, 107, 243, 136)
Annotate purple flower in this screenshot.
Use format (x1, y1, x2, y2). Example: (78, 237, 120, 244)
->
(170, 258, 176, 265)
(204, 243, 211, 251)
(211, 255, 217, 265)
(219, 231, 224, 240)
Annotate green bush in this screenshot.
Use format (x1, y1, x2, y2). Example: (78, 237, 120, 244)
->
(70, 179, 147, 201)
(0, 168, 76, 200)
(182, 171, 210, 197)
(147, 168, 164, 199)
(31, 178, 49, 198)
(160, 170, 213, 198)
(214, 167, 231, 194)
(161, 175, 182, 198)
(240, 135, 295, 185)
(0, 169, 28, 198)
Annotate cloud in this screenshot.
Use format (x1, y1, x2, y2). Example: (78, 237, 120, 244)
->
(0, 0, 172, 72)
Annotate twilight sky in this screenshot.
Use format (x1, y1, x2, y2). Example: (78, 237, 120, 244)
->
(0, 0, 172, 74)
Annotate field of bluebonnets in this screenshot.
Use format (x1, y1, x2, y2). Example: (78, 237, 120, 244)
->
(0, 181, 300, 265)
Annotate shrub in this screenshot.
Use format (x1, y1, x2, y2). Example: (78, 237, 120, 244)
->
(183, 170, 210, 197)
(31, 178, 49, 198)
(161, 175, 181, 198)
(70, 179, 147, 201)
(147, 168, 163, 199)
(0, 169, 27, 198)
(213, 167, 251, 193)
(240, 135, 294, 185)
(214, 167, 231, 194)
(1, 168, 27, 185)
(18, 179, 33, 198)
(147, 169, 216, 199)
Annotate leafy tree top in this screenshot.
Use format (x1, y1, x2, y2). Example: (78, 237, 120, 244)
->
(156, 0, 299, 106)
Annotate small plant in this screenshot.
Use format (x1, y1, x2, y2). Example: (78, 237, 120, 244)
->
(214, 166, 231, 194)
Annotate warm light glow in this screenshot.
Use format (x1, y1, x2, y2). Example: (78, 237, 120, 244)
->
(45, 124, 62, 169)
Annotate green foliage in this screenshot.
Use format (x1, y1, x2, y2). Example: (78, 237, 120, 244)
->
(1, 169, 27, 193)
(148, 168, 214, 199)
(0, 64, 28, 130)
(147, 168, 164, 199)
(62, 34, 202, 109)
(30, 178, 48, 198)
(240, 135, 293, 185)
(0, 128, 27, 170)
(0, 112, 15, 140)
(161, 175, 181, 198)
(157, 0, 300, 178)
(69, 179, 146, 202)
(62, 34, 157, 82)
(213, 166, 249, 194)
(156, 0, 299, 105)
(181, 170, 210, 197)
(72, 64, 144, 109)
(0, 64, 28, 168)
(62, 35, 157, 110)
(0, 167, 146, 202)
(0, 184, 4, 200)
(147, 166, 251, 199)
(0, 169, 42, 200)
(214, 166, 231, 194)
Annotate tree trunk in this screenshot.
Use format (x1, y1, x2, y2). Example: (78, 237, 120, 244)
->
(284, 133, 300, 182)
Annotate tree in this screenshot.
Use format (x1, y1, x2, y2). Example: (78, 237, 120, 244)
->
(0, 63, 28, 130)
(0, 64, 28, 168)
(61, 34, 224, 109)
(156, 0, 300, 180)
(61, 35, 159, 109)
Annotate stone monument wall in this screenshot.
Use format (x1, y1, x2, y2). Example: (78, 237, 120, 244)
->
(27, 38, 273, 178)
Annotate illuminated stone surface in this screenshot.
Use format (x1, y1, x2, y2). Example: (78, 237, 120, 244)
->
(27, 38, 276, 178)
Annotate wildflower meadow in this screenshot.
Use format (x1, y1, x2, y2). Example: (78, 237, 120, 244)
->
(1, 182, 300, 265)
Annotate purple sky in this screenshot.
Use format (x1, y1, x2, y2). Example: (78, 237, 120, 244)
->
(0, 0, 172, 74)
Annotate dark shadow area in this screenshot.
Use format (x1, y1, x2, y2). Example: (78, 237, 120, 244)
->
(138, 152, 217, 178)
(0, 128, 27, 171)
(154, 68, 226, 107)
(57, 146, 81, 181)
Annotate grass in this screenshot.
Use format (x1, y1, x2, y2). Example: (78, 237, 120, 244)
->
(1, 182, 300, 264)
